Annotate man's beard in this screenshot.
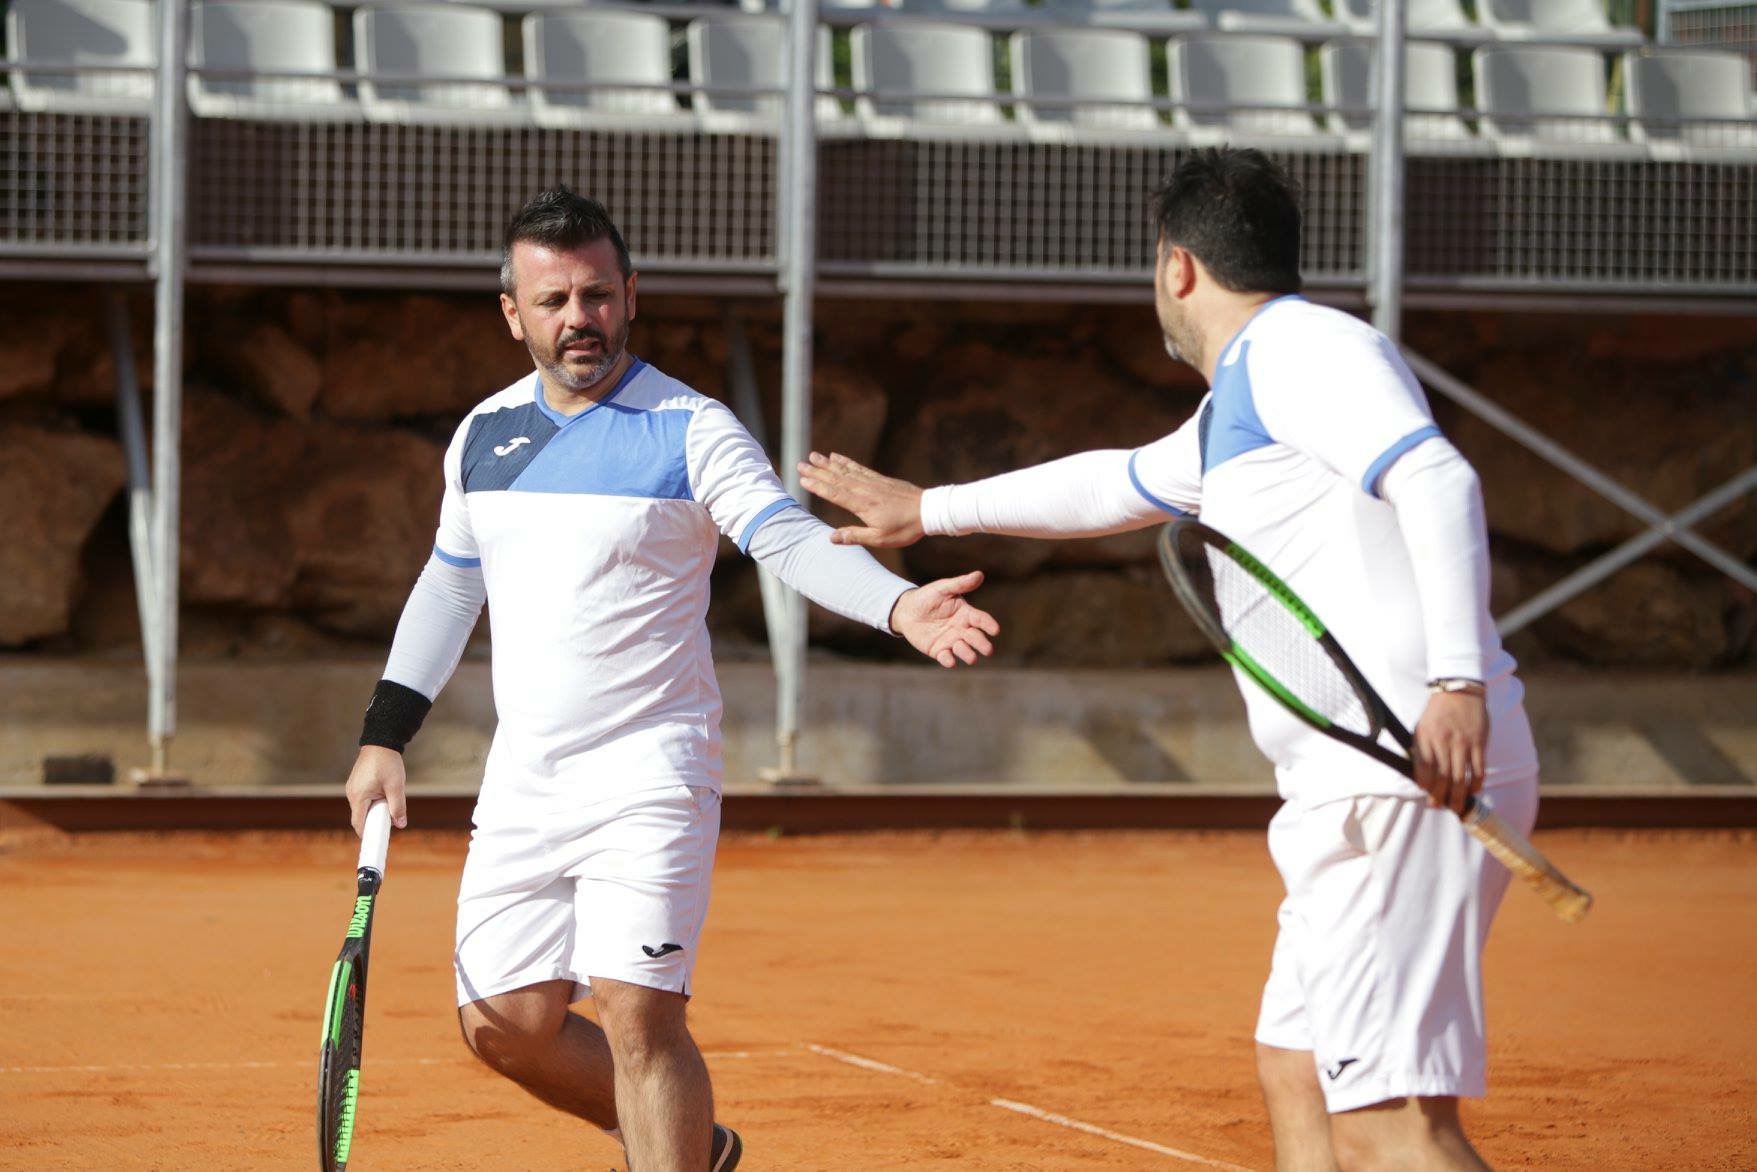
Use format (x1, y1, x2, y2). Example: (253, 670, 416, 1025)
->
(534, 319, 628, 392)
(1161, 320, 1200, 370)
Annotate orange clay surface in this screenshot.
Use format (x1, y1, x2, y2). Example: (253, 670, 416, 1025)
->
(1, 827, 1752, 1170)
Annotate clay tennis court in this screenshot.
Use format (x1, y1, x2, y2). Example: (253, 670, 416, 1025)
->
(2, 825, 1751, 1170)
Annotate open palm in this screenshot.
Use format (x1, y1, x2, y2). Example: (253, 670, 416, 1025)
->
(891, 571, 1000, 667)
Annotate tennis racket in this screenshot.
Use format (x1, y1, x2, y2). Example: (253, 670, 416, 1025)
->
(1157, 518, 1592, 924)
(318, 800, 393, 1171)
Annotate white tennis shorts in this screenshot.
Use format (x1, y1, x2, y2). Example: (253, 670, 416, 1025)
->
(1254, 779, 1539, 1113)
(454, 784, 721, 1007)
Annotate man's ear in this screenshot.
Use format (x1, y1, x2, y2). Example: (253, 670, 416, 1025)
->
(1167, 245, 1199, 301)
(500, 292, 525, 342)
(624, 270, 638, 323)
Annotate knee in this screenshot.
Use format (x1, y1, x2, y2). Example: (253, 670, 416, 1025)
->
(1256, 1043, 1315, 1103)
(593, 982, 688, 1068)
(458, 993, 566, 1076)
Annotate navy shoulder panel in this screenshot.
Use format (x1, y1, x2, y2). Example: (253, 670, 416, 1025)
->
(461, 402, 560, 493)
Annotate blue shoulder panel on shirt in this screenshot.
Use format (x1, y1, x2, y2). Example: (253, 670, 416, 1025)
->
(509, 402, 695, 500)
(1200, 341, 1273, 475)
(461, 398, 560, 493)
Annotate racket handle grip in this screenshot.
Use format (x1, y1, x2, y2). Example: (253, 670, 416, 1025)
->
(1463, 802, 1592, 924)
(358, 800, 392, 877)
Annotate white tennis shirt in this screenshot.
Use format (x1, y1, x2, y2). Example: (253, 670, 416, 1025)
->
(396, 358, 912, 814)
(923, 296, 1537, 804)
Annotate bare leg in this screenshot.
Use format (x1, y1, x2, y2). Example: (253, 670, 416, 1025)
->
(1258, 1043, 1341, 1172)
(458, 979, 619, 1128)
(1330, 1096, 1491, 1172)
(592, 976, 713, 1172)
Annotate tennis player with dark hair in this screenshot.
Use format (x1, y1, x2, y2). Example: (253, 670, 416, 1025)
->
(343, 185, 999, 1172)
(799, 147, 1538, 1171)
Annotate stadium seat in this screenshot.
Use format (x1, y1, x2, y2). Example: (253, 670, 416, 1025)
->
(687, 14, 841, 132)
(1041, 0, 1204, 34)
(852, 20, 1019, 137)
(1334, 0, 1487, 43)
(189, 0, 356, 121)
(1477, 0, 1643, 49)
(1625, 48, 1757, 159)
(524, 9, 691, 131)
(7, 0, 156, 115)
(904, 0, 1033, 20)
(1320, 39, 1485, 154)
(1010, 26, 1160, 139)
(355, 4, 524, 125)
(1474, 45, 1640, 157)
(1188, 0, 1345, 39)
(1169, 33, 1340, 147)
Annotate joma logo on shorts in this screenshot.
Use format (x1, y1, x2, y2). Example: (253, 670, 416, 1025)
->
(642, 943, 684, 959)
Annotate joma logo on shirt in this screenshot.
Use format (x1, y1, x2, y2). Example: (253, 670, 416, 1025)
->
(493, 437, 532, 457)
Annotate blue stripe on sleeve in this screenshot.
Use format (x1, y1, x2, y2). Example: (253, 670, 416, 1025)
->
(737, 497, 800, 554)
(1128, 450, 1187, 516)
(1362, 425, 1443, 498)
(432, 544, 482, 568)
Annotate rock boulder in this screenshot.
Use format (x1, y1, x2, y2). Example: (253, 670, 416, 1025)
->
(0, 426, 125, 645)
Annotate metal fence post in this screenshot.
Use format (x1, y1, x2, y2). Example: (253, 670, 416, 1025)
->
(148, 0, 190, 778)
(769, 0, 820, 784)
(1371, 0, 1407, 341)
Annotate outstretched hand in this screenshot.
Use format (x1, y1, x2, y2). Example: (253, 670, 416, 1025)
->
(797, 452, 927, 549)
(890, 571, 1000, 668)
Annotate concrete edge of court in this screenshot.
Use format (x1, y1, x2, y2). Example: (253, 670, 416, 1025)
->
(5, 659, 1757, 793)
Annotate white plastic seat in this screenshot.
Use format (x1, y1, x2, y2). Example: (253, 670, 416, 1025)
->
(1474, 45, 1638, 158)
(1625, 48, 1757, 159)
(524, 9, 690, 131)
(686, 14, 840, 132)
(354, 4, 523, 126)
(1169, 33, 1338, 147)
(7, 0, 156, 115)
(851, 20, 1018, 137)
(904, 0, 1032, 20)
(1041, 0, 1204, 34)
(1334, 0, 1485, 42)
(1010, 27, 1160, 139)
(1478, 0, 1643, 49)
(1320, 40, 1484, 154)
(189, 0, 356, 121)
(1188, 0, 1345, 39)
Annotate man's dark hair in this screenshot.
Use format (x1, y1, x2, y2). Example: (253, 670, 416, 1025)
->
(500, 185, 633, 294)
(1151, 148, 1303, 295)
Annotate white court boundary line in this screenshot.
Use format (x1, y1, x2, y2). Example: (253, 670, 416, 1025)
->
(806, 1041, 1255, 1171)
(1, 1048, 790, 1076)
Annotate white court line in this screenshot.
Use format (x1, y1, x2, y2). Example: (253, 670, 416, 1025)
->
(1, 1049, 786, 1076)
(805, 1042, 1253, 1171)
(991, 1098, 1254, 1171)
(805, 1043, 943, 1085)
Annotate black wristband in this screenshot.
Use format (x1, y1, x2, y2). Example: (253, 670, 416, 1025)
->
(359, 679, 433, 754)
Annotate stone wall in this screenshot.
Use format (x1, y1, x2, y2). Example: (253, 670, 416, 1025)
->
(1, 283, 1753, 669)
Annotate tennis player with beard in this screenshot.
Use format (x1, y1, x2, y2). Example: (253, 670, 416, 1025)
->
(342, 186, 999, 1172)
(797, 148, 1540, 1172)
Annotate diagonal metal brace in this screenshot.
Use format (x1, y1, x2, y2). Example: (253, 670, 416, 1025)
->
(1401, 349, 1757, 637)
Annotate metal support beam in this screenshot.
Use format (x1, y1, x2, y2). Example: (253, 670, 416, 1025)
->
(1401, 349, 1757, 635)
(105, 291, 160, 675)
(1370, 0, 1407, 340)
(148, 0, 191, 778)
(723, 309, 799, 686)
(768, 0, 819, 785)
